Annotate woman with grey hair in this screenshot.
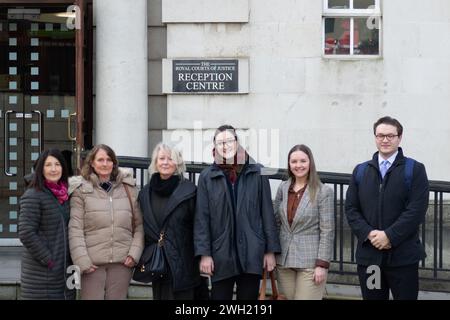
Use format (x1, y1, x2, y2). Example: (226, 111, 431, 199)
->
(137, 142, 201, 299)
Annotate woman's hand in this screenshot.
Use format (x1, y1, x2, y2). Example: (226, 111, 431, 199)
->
(200, 256, 214, 276)
(313, 266, 327, 285)
(124, 256, 136, 268)
(263, 253, 276, 272)
(84, 265, 99, 274)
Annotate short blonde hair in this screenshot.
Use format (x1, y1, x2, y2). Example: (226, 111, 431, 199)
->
(149, 143, 186, 177)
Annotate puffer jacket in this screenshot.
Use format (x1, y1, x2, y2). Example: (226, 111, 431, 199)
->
(68, 169, 144, 272)
(19, 187, 76, 300)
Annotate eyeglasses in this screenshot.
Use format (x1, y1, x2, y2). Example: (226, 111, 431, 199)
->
(375, 134, 399, 141)
(215, 139, 236, 147)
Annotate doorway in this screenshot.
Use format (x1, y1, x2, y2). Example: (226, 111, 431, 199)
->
(0, 3, 92, 241)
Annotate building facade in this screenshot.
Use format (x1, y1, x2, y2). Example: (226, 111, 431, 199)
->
(0, 0, 449, 242)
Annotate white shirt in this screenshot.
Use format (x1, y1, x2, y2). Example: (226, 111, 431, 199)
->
(378, 150, 398, 171)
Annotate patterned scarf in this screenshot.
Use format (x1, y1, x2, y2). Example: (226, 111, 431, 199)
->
(44, 180, 69, 204)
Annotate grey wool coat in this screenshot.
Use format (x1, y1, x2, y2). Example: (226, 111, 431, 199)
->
(273, 179, 335, 269)
(18, 187, 76, 300)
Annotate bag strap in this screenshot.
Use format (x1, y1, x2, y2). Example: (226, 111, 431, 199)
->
(355, 158, 415, 192)
(355, 161, 369, 187)
(123, 183, 135, 233)
(269, 271, 279, 299)
(258, 269, 268, 300)
(404, 157, 415, 192)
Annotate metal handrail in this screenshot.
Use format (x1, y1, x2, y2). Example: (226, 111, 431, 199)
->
(117, 155, 450, 288)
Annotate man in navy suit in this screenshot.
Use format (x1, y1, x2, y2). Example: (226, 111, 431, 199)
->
(345, 116, 429, 300)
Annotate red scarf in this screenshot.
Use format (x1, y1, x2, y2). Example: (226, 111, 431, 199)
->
(44, 180, 69, 204)
(213, 145, 248, 184)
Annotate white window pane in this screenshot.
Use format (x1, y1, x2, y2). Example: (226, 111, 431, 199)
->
(9, 52, 17, 60)
(10, 167, 17, 174)
(9, 138, 17, 146)
(9, 182, 17, 191)
(9, 38, 17, 46)
(9, 67, 17, 75)
(328, 0, 349, 9)
(9, 123, 17, 131)
(0, 225, 2, 233)
(10, 211, 18, 219)
(31, 67, 39, 75)
(61, 109, 69, 118)
(9, 197, 17, 205)
(31, 138, 39, 146)
(354, 18, 380, 55)
(31, 96, 39, 105)
(9, 81, 17, 90)
(9, 96, 17, 104)
(47, 110, 55, 118)
(31, 123, 39, 132)
(31, 82, 39, 90)
(354, 0, 375, 9)
(31, 38, 39, 46)
(9, 224, 17, 233)
(31, 153, 39, 161)
(9, 152, 17, 160)
(9, 23, 17, 31)
(324, 18, 351, 55)
(31, 52, 39, 61)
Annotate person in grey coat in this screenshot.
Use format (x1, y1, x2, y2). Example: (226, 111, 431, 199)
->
(194, 125, 281, 300)
(18, 149, 75, 300)
(273, 144, 334, 300)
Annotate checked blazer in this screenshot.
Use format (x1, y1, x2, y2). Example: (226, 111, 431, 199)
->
(273, 179, 334, 268)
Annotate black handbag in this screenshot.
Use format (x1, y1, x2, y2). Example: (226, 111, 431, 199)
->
(132, 232, 167, 283)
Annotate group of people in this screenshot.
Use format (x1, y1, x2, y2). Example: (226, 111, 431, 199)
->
(18, 116, 429, 300)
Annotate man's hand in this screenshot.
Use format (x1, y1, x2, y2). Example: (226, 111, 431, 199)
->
(369, 230, 391, 250)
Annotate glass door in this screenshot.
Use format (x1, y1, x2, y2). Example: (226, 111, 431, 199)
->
(0, 6, 76, 239)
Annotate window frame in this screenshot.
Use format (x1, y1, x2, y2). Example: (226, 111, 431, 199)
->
(322, 0, 382, 59)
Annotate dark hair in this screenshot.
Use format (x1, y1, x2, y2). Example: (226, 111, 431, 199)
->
(213, 124, 238, 143)
(287, 144, 321, 203)
(81, 144, 119, 181)
(373, 116, 403, 136)
(30, 149, 69, 191)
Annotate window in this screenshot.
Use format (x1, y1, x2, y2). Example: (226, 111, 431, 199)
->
(323, 0, 381, 57)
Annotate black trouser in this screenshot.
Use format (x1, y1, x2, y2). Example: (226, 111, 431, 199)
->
(152, 280, 195, 300)
(211, 274, 261, 300)
(357, 263, 419, 300)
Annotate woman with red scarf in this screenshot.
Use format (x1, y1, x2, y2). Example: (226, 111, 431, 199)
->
(194, 125, 281, 300)
(18, 149, 75, 299)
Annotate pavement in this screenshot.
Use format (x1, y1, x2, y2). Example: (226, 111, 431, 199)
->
(2, 246, 450, 300)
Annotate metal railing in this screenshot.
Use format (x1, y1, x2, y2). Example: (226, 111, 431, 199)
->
(118, 156, 450, 289)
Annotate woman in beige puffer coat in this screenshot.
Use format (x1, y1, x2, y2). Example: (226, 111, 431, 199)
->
(69, 144, 144, 299)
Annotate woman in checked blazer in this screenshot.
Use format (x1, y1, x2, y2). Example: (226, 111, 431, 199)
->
(274, 144, 334, 300)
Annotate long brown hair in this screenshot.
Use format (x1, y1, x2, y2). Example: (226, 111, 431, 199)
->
(81, 144, 119, 181)
(287, 144, 322, 203)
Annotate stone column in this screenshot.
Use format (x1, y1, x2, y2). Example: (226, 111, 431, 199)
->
(94, 0, 148, 157)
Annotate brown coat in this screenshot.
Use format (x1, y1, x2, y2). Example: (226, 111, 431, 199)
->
(69, 170, 144, 272)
